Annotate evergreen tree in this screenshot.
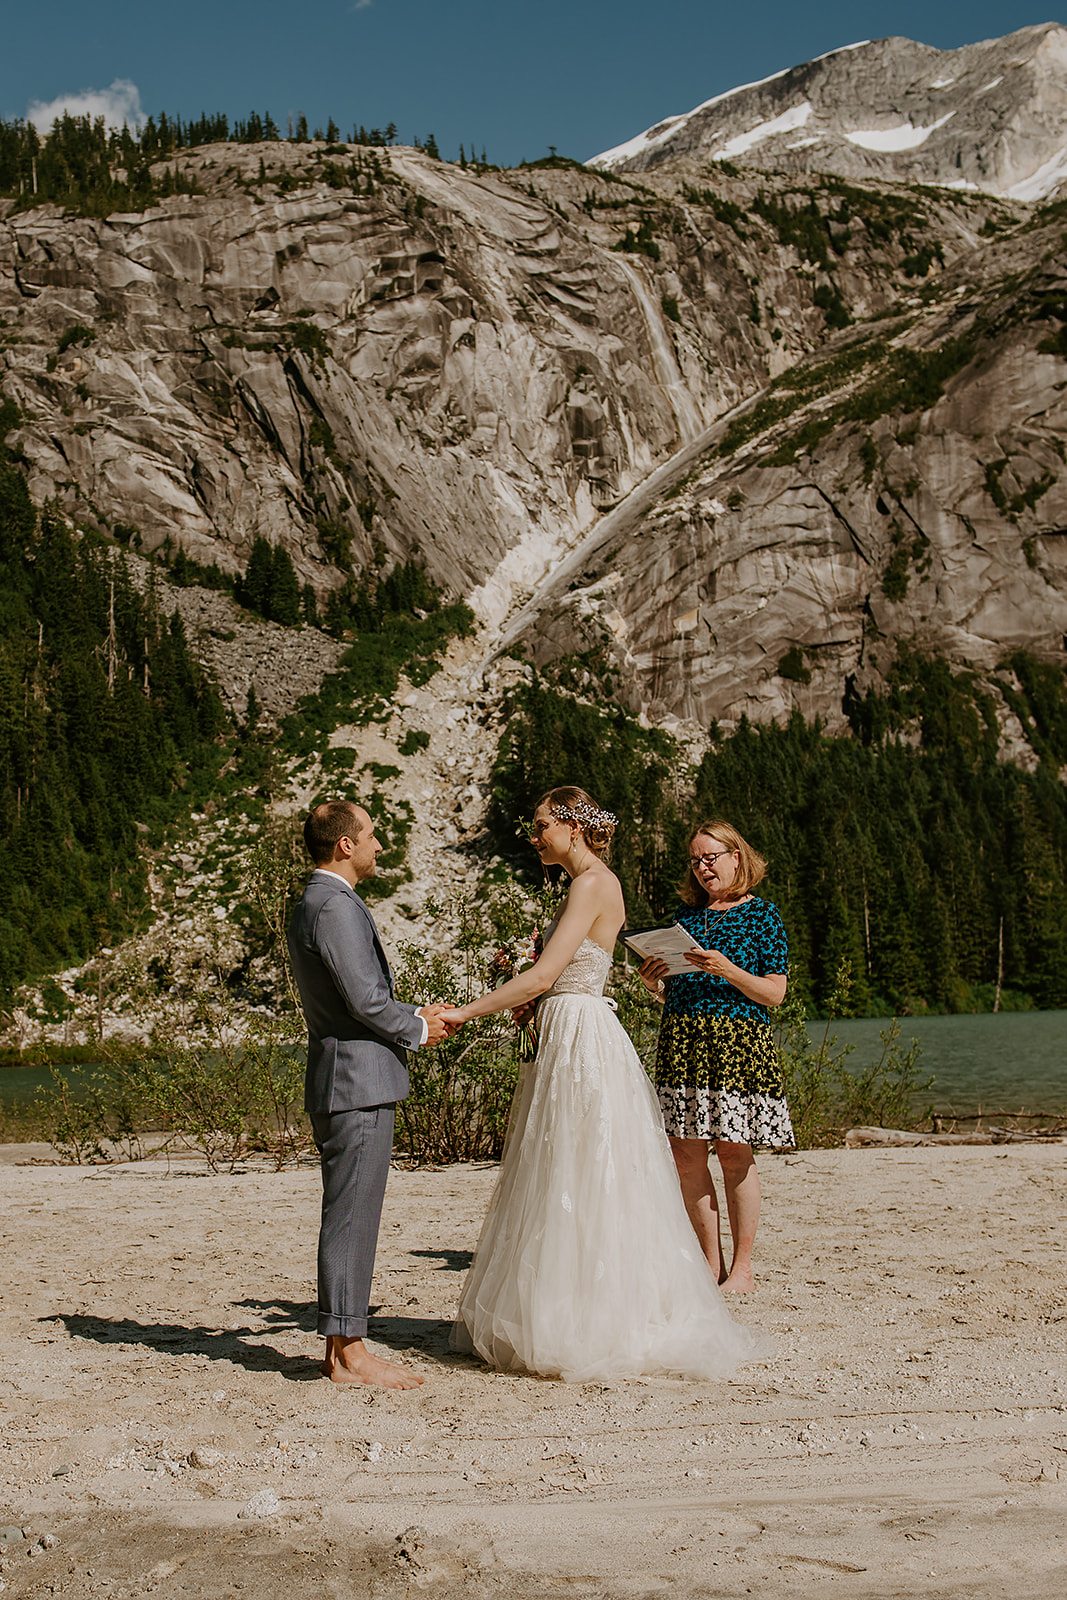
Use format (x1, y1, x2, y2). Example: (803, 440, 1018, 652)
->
(0, 410, 228, 998)
(268, 546, 301, 626)
(239, 537, 274, 617)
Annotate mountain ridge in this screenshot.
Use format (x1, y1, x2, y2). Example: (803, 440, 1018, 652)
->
(591, 23, 1067, 201)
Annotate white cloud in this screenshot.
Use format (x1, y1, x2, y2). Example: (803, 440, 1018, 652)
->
(26, 78, 145, 134)
(351, 0, 372, 9)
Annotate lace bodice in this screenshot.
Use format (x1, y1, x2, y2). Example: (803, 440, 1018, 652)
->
(541, 936, 612, 999)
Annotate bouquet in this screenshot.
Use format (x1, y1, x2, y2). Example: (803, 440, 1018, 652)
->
(487, 927, 542, 1061)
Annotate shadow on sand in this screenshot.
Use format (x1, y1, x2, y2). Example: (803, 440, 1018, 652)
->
(50, 1295, 466, 1377)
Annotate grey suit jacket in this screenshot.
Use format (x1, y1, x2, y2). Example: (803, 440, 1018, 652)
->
(287, 870, 423, 1114)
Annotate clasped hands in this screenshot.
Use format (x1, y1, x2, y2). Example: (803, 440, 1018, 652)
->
(418, 1002, 536, 1045)
(417, 1003, 464, 1046)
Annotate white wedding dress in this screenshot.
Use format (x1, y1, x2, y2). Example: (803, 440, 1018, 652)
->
(452, 933, 775, 1381)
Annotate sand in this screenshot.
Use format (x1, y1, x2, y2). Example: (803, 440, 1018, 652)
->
(0, 1142, 1065, 1599)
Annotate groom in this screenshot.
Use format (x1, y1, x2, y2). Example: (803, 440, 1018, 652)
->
(287, 799, 454, 1388)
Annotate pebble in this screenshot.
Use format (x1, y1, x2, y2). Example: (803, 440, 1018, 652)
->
(0, 1531, 23, 1547)
(188, 1447, 223, 1469)
(238, 1488, 281, 1520)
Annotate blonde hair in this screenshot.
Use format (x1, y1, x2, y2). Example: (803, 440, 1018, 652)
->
(537, 785, 616, 858)
(679, 819, 767, 906)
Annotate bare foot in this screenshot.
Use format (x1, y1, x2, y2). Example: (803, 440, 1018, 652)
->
(720, 1268, 755, 1295)
(322, 1335, 424, 1389)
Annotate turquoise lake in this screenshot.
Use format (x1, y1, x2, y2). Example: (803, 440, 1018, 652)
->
(1, 1009, 1064, 1117)
(812, 1009, 1066, 1114)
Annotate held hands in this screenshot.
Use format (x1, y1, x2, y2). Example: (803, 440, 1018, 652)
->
(428, 1001, 533, 1033)
(418, 1003, 464, 1046)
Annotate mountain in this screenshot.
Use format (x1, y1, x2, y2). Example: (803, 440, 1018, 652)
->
(4, 28, 1067, 1028)
(591, 23, 1067, 202)
(499, 217, 1067, 736)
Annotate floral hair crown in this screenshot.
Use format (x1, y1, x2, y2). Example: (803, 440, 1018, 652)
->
(551, 800, 618, 836)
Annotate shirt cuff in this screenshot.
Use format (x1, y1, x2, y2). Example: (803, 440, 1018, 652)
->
(417, 1014, 429, 1047)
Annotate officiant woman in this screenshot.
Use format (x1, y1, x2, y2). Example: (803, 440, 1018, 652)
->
(638, 820, 793, 1294)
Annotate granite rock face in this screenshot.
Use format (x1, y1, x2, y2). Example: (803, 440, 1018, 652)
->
(2, 34, 1066, 750)
(503, 222, 1067, 734)
(592, 23, 1067, 202)
(0, 139, 1012, 638)
(0, 144, 725, 629)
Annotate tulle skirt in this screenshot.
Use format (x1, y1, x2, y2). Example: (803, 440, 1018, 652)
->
(452, 993, 775, 1382)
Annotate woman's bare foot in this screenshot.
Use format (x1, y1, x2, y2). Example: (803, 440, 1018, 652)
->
(720, 1267, 755, 1295)
(322, 1335, 424, 1389)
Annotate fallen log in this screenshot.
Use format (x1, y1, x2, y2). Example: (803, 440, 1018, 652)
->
(845, 1127, 994, 1147)
(844, 1126, 1066, 1147)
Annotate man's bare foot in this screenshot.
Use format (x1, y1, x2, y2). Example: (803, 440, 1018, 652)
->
(720, 1268, 755, 1295)
(322, 1335, 424, 1389)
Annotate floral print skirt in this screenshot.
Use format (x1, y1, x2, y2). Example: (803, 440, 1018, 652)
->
(654, 1013, 795, 1147)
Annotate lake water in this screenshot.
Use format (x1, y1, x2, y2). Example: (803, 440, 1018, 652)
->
(2, 1010, 1065, 1116)
(811, 1010, 1067, 1114)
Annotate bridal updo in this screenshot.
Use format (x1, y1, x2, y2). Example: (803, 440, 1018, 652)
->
(538, 785, 618, 858)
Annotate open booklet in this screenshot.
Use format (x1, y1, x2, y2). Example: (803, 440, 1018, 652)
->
(622, 924, 703, 977)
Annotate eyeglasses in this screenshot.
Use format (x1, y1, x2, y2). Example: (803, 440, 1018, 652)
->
(689, 849, 735, 870)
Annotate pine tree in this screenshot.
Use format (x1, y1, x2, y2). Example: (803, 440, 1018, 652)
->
(240, 537, 274, 617)
(268, 546, 301, 627)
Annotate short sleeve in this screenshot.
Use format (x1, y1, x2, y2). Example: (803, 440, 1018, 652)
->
(752, 902, 788, 975)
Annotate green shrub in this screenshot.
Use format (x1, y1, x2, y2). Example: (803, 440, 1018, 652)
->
(34, 1010, 310, 1170)
(399, 728, 430, 756)
(57, 324, 95, 354)
(901, 241, 944, 278)
(776, 962, 932, 1147)
(612, 214, 661, 261)
(751, 190, 842, 271)
(286, 321, 330, 363)
(777, 646, 811, 683)
(1037, 324, 1067, 358)
(813, 282, 851, 328)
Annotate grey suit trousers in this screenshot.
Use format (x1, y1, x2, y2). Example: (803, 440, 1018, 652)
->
(310, 1103, 396, 1338)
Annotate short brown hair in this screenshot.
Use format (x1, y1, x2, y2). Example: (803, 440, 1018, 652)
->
(679, 819, 767, 906)
(303, 800, 363, 865)
(537, 785, 616, 858)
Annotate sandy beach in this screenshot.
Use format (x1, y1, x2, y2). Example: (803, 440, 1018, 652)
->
(0, 1143, 1064, 1599)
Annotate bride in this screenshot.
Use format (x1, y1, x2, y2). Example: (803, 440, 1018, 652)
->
(442, 785, 774, 1382)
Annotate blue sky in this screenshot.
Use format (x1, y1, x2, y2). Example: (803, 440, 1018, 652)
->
(2, 2, 1063, 166)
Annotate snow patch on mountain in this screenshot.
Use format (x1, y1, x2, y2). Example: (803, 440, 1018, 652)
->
(845, 112, 955, 152)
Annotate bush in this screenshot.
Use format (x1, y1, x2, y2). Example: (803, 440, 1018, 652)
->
(776, 962, 932, 1147)
(612, 215, 661, 261)
(777, 646, 811, 684)
(34, 1009, 310, 1170)
(286, 321, 330, 363)
(392, 882, 560, 1162)
(57, 324, 95, 354)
